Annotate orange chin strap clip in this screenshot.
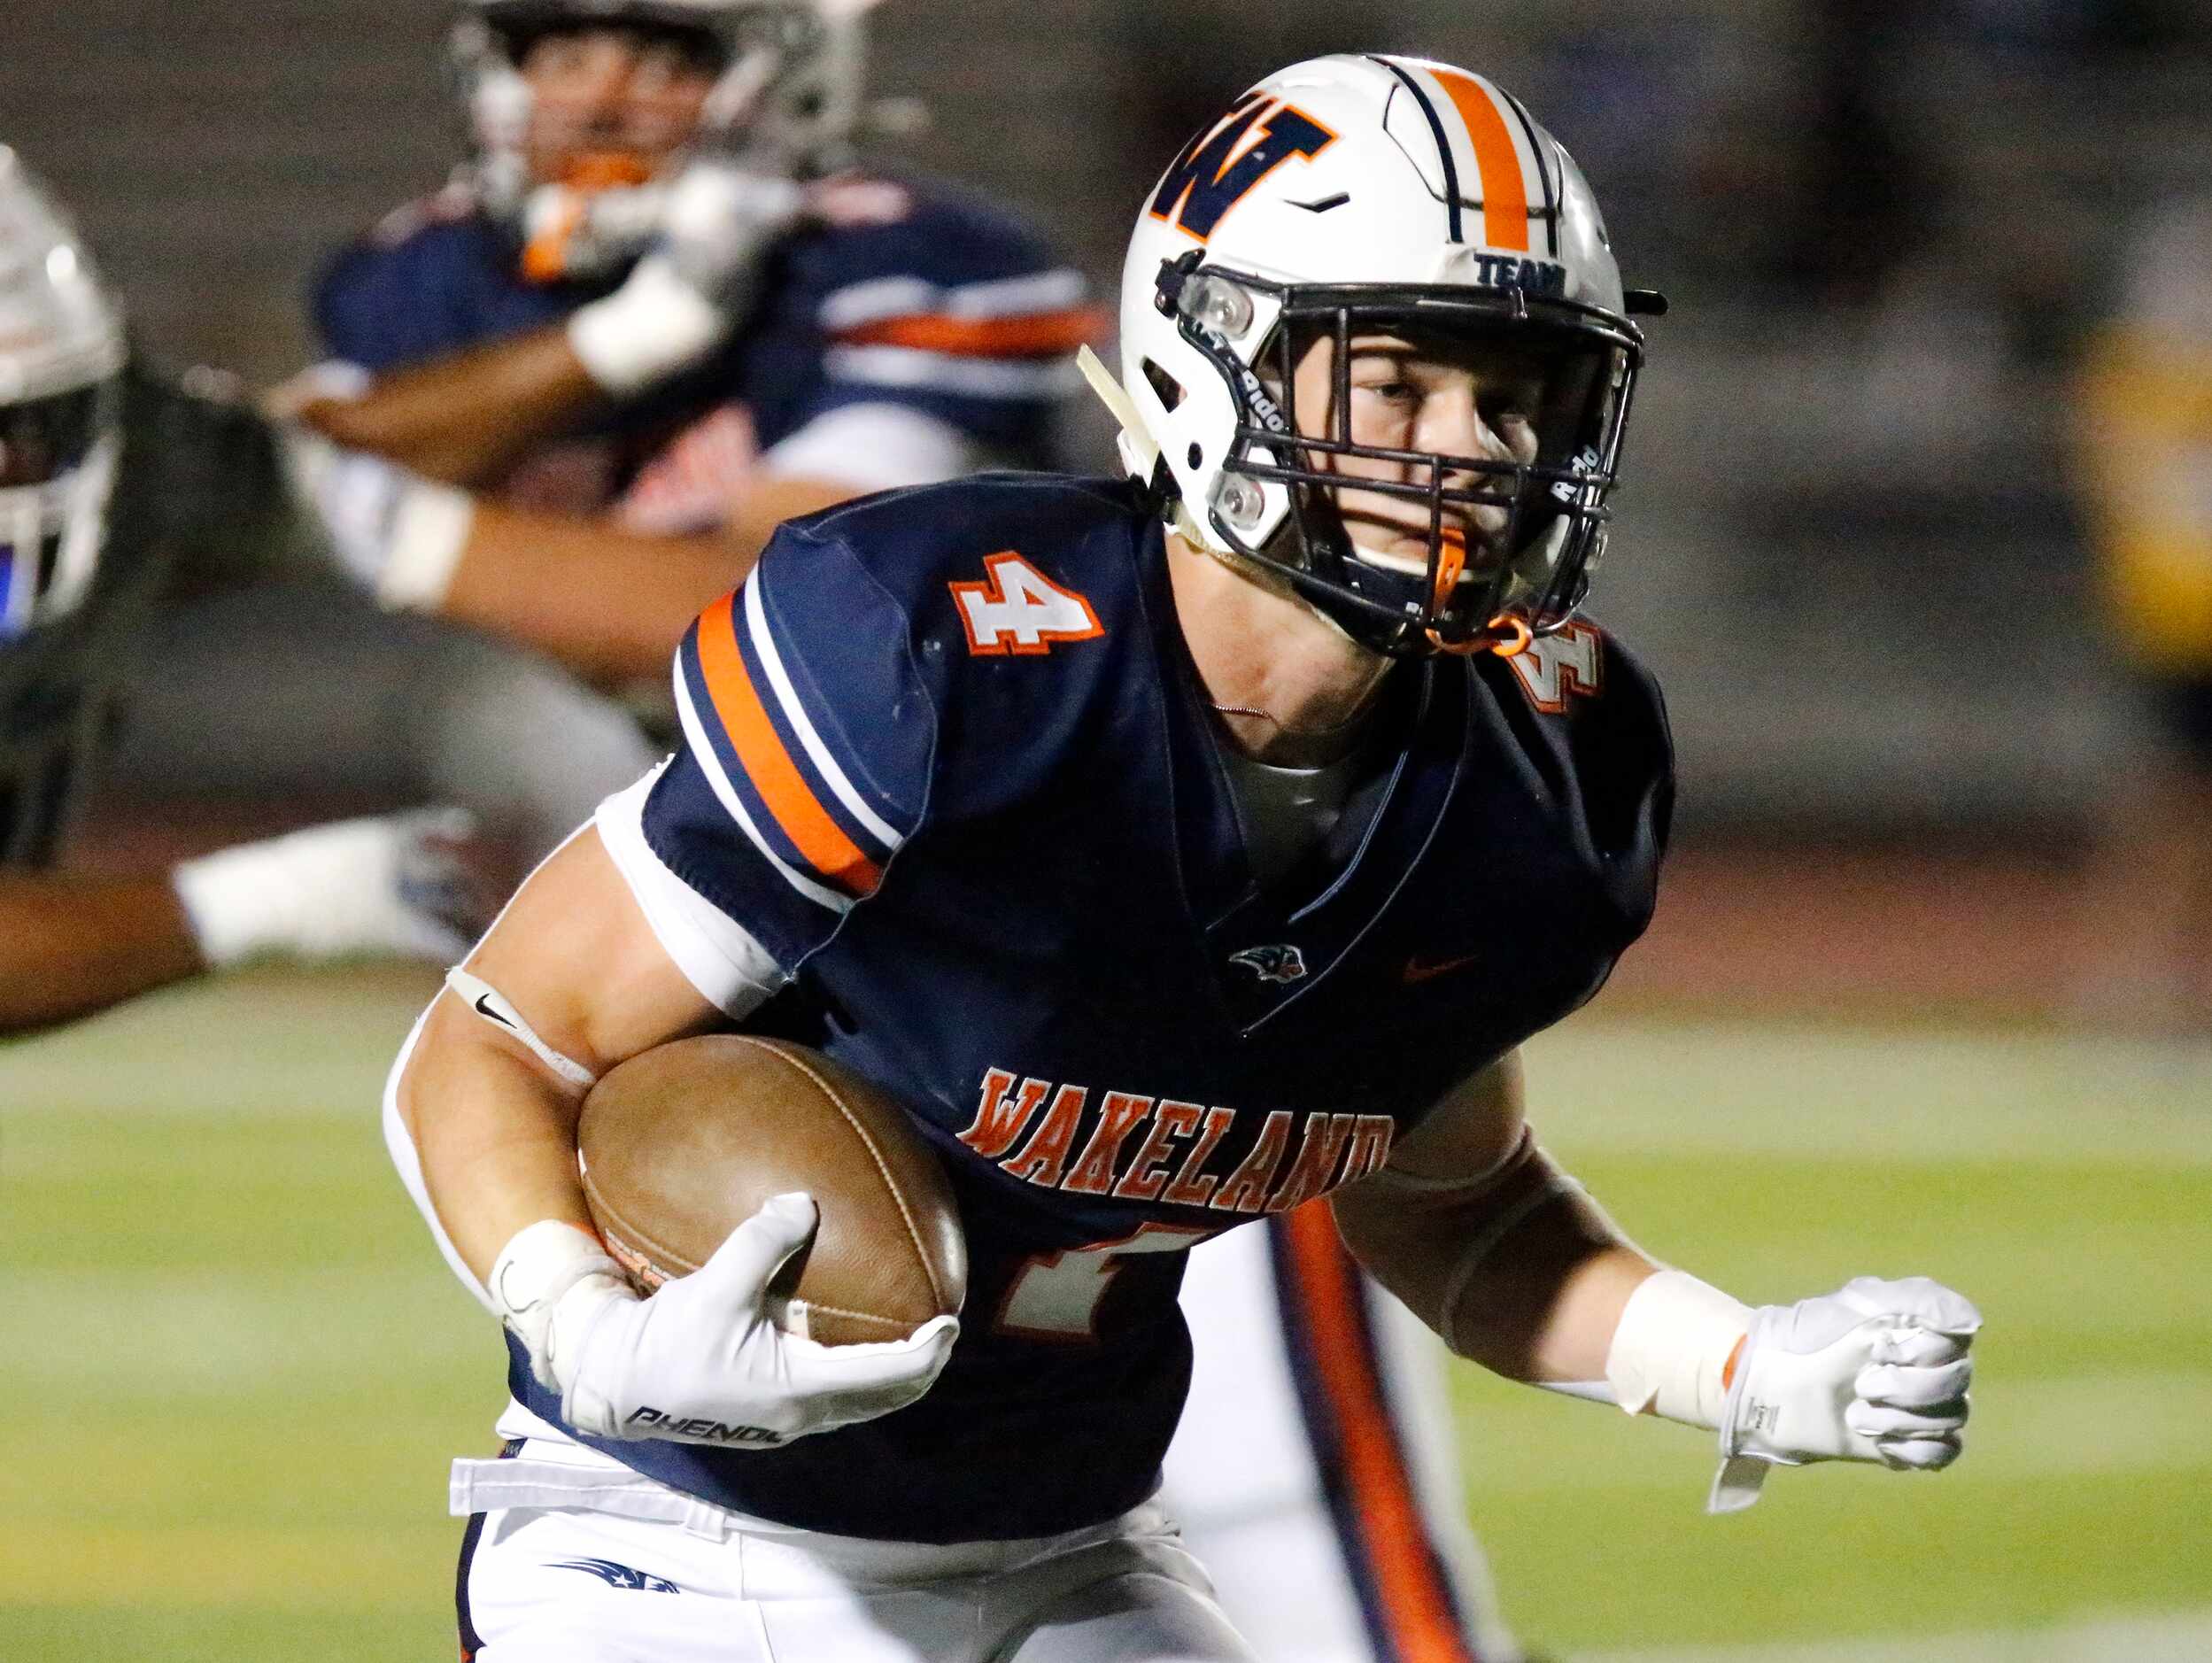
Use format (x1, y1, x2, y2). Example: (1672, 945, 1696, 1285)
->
(1424, 533, 1489, 656)
(1421, 530, 1533, 657)
(1485, 615, 1532, 657)
(1427, 614, 1531, 658)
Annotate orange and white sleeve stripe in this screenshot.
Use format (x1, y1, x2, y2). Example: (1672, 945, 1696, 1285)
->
(819, 269, 1107, 400)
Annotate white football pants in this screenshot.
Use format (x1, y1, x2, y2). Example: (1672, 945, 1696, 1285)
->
(455, 1436, 1253, 1663)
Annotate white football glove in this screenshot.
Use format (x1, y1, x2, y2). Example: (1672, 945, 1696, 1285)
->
(174, 807, 491, 967)
(494, 1196, 957, 1450)
(1712, 1274, 1981, 1512)
(566, 159, 808, 396)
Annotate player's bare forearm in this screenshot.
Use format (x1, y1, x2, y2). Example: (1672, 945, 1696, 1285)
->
(395, 827, 718, 1280)
(1443, 1228, 1656, 1384)
(400, 1000, 601, 1282)
(1331, 1050, 1659, 1382)
(0, 873, 204, 1035)
(441, 479, 860, 682)
(297, 328, 601, 488)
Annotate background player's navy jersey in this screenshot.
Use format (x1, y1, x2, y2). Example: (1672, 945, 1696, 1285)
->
(522, 474, 1674, 1541)
(311, 174, 1092, 514)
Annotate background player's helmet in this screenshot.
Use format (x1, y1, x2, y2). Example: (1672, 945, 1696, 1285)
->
(0, 148, 128, 866)
(0, 148, 124, 642)
(1116, 54, 1659, 656)
(452, 0, 876, 239)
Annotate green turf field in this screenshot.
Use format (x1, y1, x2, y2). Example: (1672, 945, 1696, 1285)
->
(3, 968, 2208, 1660)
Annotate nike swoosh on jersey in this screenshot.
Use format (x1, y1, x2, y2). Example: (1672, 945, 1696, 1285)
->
(1402, 952, 1481, 984)
(474, 993, 516, 1029)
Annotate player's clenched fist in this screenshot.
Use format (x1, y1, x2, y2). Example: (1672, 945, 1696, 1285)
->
(1711, 1275, 1981, 1512)
(491, 1195, 958, 1450)
(565, 158, 807, 395)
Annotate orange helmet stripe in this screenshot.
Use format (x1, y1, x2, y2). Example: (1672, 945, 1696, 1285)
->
(1429, 69, 1530, 251)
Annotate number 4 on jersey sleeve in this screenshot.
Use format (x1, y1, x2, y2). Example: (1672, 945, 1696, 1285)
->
(949, 552, 1103, 656)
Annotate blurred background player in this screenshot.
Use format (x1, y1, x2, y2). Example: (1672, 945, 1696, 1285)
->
(0, 151, 486, 1033)
(2073, 195, 2212, 1036)
(1165, 1227, 1528, 1663)
(278, 0, 1098, 683)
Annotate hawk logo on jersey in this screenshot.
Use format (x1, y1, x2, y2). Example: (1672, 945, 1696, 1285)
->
(1228, 943, 1308, 983)
(1504, 621, 1603, 714)
(548, 1559, 679, 1593)
(949, 552, 1104, 656)
(1149, 94, 1338, 243)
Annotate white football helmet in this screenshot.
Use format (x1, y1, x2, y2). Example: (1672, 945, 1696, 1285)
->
(0, 147, 124, 640)
(452, 0, 878, 264)
(1113, 53, 1661, 655)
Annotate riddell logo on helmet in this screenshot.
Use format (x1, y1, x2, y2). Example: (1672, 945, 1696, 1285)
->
(1195, 325, 1288, 433)
(1550, 445, 1603, 503)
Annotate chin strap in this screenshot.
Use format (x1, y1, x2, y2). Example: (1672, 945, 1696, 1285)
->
(1426, 614, 1532, 660)
(1076, 345, 1213, 551)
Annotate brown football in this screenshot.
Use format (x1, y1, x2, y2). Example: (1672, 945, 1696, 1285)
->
(576, 1035, 965, 1346)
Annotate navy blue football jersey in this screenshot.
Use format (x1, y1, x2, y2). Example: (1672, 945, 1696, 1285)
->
(516, 473, 1673, 1541)
(312, 176, 1091, 521)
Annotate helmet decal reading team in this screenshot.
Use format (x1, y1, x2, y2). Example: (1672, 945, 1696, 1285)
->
(1112, 54, 1659, 660)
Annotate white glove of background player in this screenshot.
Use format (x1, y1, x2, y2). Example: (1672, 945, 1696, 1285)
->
(494, 1196, 957, 1449)
(174, 807, 490, 967)
(1712, 1274, 1981, 1512)
(566, 159, 808, 396)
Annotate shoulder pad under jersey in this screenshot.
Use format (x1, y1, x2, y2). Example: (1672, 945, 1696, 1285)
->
(642, 473, 1149, 963)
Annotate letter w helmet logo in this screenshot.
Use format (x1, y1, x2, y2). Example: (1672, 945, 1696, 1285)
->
(1149, 95, 1337, 243)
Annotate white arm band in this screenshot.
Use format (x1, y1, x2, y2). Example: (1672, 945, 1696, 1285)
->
(445, 967, 599, 1089)
(281, 422, 475, 612)
(593, 766, 789, 1018)
(375, 478, 476, 611)
(1353, 1129, 1747, 1426)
